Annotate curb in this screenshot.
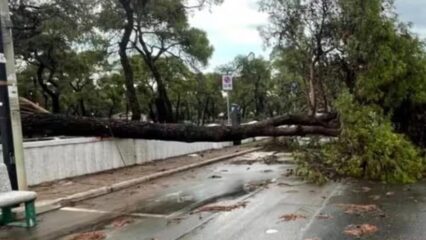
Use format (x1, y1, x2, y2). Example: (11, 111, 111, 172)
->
(40, 147, 262, 210)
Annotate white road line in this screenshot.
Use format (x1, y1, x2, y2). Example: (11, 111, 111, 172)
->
(60, 207, 109, 214)
(61, 207, 168, 219)
(297, 183, 343, 240)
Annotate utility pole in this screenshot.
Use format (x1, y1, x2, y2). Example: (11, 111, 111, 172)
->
(0, 1, 27, 190)
(222, 75, 233, 126)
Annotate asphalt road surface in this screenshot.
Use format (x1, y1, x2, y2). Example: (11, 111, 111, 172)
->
(3, 150, 426, 240)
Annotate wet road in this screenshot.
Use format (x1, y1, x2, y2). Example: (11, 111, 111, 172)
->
(69, 151, 341, 240)
(304, 180, 426, 240)
(4, 150, 426, 240)
(76, 151, 426, 240)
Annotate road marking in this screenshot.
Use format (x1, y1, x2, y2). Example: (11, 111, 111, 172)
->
(61, 207, 109, 214)
(61, 207, 169, 219)
(164, 191, 183, 197)
(127, 213, 169, 219)
(297, 183, 343, 240)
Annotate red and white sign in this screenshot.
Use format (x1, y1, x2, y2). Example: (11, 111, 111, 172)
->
(222, 75, 233, 91)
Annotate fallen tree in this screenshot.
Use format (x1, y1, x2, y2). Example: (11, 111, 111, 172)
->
(20, 112, 340, 142)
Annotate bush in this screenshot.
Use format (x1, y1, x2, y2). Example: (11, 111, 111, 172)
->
(296, 93, 425, 184)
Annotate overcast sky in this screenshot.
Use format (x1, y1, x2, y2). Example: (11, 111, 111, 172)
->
(189, 0, 426, 71)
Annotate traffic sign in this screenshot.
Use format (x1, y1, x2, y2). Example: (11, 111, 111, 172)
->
(222, 75, 233, 91)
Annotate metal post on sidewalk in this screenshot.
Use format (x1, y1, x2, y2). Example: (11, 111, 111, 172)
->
(0, 1, 27, 190)
(226, 93, 231, 126)
(222, 75, 233, 126)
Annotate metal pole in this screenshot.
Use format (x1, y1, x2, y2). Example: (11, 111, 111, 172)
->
(0, 1, 27, 190)
(226, 92, 231, 126)
(0, 19, 17, 190)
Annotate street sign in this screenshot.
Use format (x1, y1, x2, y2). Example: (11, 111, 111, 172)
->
(222, 75, 233, 91)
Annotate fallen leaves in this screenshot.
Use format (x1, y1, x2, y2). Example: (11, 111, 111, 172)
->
(196, 201, 248, 213)
(111, 217, 134, 229)
(244, 180, 274, 192)
(70, 231, 106, 240)
(316, 214, 333, 220)
(344, 224, 378, 237)
(230, 153, 281, 165)
(279, 213, 307, 222)
(336, 204, 381, 215)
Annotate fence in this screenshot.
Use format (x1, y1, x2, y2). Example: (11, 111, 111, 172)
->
(0, 137, 233, 186)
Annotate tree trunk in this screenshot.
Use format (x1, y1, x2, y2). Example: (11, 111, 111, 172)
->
(21, 113, 340, 142)
(36, 64, 59, 113)
(118, 0, 142, 121)
(135, 28, 174, 123)
(149, 64, 174, 123)
(51, 94, 60, 114)
(185, 101, 191, 121)
(175, 94, 181, 122)
(201, 97, 210, 125)
(108, 106, 115, 119)
(254, 78, 265, 117)
(308, 61, 317, 115)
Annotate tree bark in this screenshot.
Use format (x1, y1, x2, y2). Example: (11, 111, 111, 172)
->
(51, 94, 60, 114)
(146, 58, 174, 123)
(20, 113, 340, 142)
(308, 60, 317, 115)
(36, 64, 61, 113)
(119, 0, 142, 121)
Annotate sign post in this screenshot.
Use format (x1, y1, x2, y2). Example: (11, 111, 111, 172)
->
(222, 75, 233, 126)
(0, 1, 27, 190)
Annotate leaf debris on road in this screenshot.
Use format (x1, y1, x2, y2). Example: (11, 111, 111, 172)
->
(336, 204, 381, 215)
(110, 217, 134, 229)
(279, 213, 307, 222)
(344, 224, 379, 237)
(195, 201, 248, 213)
(316, 214, 333, 220)
(70, 231, 106, 240)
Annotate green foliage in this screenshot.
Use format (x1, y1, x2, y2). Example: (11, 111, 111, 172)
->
(340, 0, 426, 109)
(295, 152, 330, 185)
(296, 93, 425, 184)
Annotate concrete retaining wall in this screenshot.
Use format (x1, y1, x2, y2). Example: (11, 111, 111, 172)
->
(0, 137, 233, 186)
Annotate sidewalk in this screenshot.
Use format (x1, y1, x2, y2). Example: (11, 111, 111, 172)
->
(30, 143, 260, 202)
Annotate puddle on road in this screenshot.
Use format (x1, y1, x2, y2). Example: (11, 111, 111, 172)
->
(132, 177, 276, 216)
(135, 197, 198, 215)
(128, 152, 295, 218)
(133, 185, 252, 215)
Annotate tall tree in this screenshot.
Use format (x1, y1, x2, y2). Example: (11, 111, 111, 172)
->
(260, 0, 339, 114)
(98, 0, 218, 122)
(12, 0, 98, 113)
(98, 0, 144, 120)
(118, 0, 144, 120)
(131, 0, 214, 122)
